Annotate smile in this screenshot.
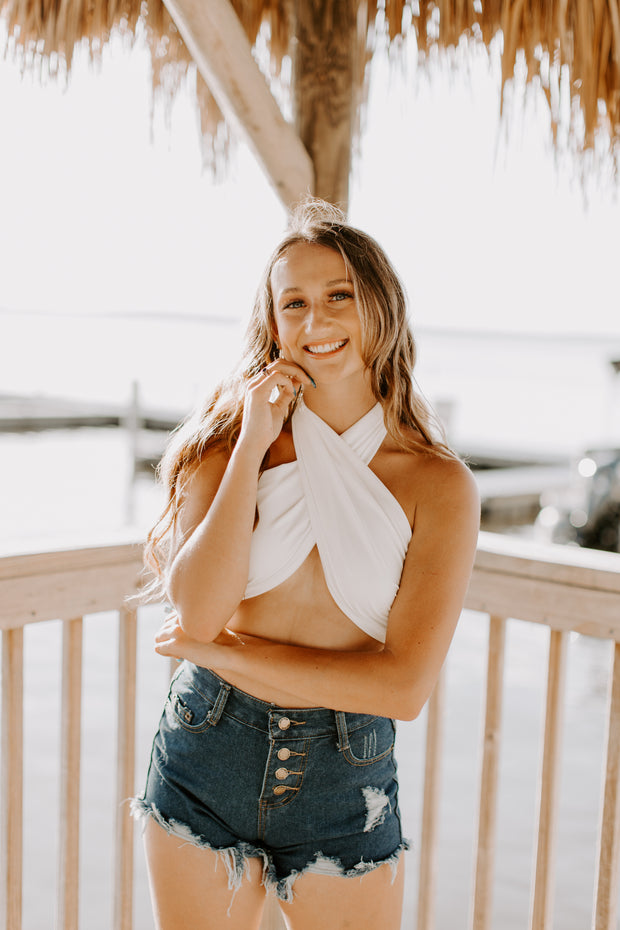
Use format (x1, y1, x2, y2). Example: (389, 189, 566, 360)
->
(304, 339, 348, 356)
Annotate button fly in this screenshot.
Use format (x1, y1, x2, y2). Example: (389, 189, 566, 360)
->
(277, 747, 291, 761)
(273, 785, 287, 796)
(275, 767, 289, 780)
(278, 717, 291, 730)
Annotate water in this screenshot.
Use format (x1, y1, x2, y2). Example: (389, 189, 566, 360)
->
(2, 325, 620, 928)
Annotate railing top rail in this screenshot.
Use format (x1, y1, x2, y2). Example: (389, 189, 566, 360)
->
(469, 532, 620, 640)
(0, 531, 146, 630)
(0, 531, 144, 581)
(2, 528, 619, 585)
(2, 529, 620, 636)
(475, 531, 620, 594)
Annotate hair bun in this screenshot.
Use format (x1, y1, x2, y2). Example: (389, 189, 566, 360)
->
(287, 197, 347, 234)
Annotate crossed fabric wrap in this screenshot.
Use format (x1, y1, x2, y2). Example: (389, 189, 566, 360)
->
(244, 399, 412, 643)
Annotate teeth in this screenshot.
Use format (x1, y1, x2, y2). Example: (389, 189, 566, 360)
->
(306, 340, 347, 354)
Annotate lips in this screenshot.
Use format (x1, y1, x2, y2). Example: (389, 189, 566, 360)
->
(304, 339, 348, 356)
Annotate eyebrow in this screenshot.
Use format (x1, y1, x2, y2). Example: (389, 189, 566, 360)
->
(279, 278, 352, 295)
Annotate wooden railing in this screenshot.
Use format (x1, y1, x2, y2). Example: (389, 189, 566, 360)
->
(0, 534, 143, 930)
(1, 531, 620, 930)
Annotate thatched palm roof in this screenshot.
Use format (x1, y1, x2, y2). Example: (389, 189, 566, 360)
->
(2, 0, 619, 197)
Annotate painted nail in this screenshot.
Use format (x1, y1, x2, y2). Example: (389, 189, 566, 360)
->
(309, 376, 317, 388)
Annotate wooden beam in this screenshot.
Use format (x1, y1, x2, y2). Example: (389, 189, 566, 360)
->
(291, 0, 367, 212)
(161, 0, 314, 211)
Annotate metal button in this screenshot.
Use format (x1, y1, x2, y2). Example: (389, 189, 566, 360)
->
(278, 717, 291, 730)
(275, 767, 289, 780)
(273, 785, 287, 796)
(277, 747, 291, 761)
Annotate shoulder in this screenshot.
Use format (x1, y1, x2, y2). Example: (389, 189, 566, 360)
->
(416, 450, 478, 501)
(411, 453, 480, 546)
(376, 431, 479, 529)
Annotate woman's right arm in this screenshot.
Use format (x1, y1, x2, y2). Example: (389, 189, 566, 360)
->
(165, 360, 309, 641)
(165, 441, 264, 641)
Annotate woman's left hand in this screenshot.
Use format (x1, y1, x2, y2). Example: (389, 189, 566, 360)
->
(154, 613, 244, 665)
(154, 613, 203, 661)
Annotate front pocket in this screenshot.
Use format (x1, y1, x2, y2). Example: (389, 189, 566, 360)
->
(341, 717, 395, 766)
(167, 677, 217, 733)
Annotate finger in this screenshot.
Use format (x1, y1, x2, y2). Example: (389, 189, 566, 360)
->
(251, 369, 296, 402)
(270, 391, 294, 419)
(268, 372, 296, 397)
(154, 624, 180, 646)
(155, 622, 178, 639)
(264, 359, 314, 387)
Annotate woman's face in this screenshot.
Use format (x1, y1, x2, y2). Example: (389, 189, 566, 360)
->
(270, 242, 367, 387)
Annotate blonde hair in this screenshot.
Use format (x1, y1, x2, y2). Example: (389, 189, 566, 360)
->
(144, 199, 455, 586)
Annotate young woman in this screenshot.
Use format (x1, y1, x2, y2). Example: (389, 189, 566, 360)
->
(133, 200, 480, 930)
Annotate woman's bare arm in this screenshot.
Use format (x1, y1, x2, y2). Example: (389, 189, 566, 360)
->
(166, 360, 311, 641)
(165, 443, 264, 641)
(158, 457, 480, 720)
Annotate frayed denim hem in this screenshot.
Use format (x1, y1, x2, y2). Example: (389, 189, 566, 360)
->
(274, 840, 411, 902)
(131, 796, 410, 904)
(131, 796, 271, 903)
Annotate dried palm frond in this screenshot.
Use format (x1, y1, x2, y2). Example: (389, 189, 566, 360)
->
(1, 0, 619, 170)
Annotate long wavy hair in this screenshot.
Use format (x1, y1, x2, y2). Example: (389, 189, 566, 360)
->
(144, 199, 456, 588)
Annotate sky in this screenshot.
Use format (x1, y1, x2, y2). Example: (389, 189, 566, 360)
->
(0, 20, 619, 348)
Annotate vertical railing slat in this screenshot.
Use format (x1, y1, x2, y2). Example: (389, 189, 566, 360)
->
(593, 641, 620, 930)
(470, 615, 507, 930)
(416, 665, 447, 930)
(529, 628, 568, 930)
(114, 608, 138, 930)
(56, 617, 83, 930)
(1, 627, 24, 930)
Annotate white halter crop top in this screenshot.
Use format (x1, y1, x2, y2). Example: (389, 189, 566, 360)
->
(244, 399, 412, 642)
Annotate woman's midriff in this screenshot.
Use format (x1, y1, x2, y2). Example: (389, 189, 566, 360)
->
(220, 546, 383, 707)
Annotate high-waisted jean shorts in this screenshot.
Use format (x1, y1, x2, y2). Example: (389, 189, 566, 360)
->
(132, 662, 409, 901)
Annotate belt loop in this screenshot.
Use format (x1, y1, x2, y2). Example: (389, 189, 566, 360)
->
(208, 682, 232, 726)
(334, 711, 349, 752)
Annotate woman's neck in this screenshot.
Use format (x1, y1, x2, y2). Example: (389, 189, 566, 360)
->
(300, 373, 377, 434)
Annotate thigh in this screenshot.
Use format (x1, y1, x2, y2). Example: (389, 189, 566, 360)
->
(280, 856, 405, 930)
(143, 818, 267, 930)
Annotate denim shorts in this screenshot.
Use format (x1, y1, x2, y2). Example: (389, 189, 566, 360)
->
(132, 662, 409, 901)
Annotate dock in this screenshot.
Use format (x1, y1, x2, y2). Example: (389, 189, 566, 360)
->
(0, 392, 180, 434)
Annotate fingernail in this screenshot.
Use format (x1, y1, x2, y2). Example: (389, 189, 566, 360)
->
(309, 376, 317, 388)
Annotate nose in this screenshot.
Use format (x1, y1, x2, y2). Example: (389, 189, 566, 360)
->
(304, 299, 332, 332)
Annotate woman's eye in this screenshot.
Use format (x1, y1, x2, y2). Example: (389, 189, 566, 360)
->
(331, 291, 353, 302)
(283, 299, 304, 310)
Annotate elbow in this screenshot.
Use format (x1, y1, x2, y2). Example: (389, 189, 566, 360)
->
(377, 681, 423, 722)
(397, 681, 443, 722)
(176, 608, 215, 642)
(379, 651, 427, 721)
(380, 649, 441, 721)
(164, 578, 215, 643)
(165, 577, 237, 643)
(391, 693, 425, 722)
(383, 668, 434, 722)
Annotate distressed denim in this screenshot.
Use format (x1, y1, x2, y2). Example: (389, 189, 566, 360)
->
(132, 663, 409, 901)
